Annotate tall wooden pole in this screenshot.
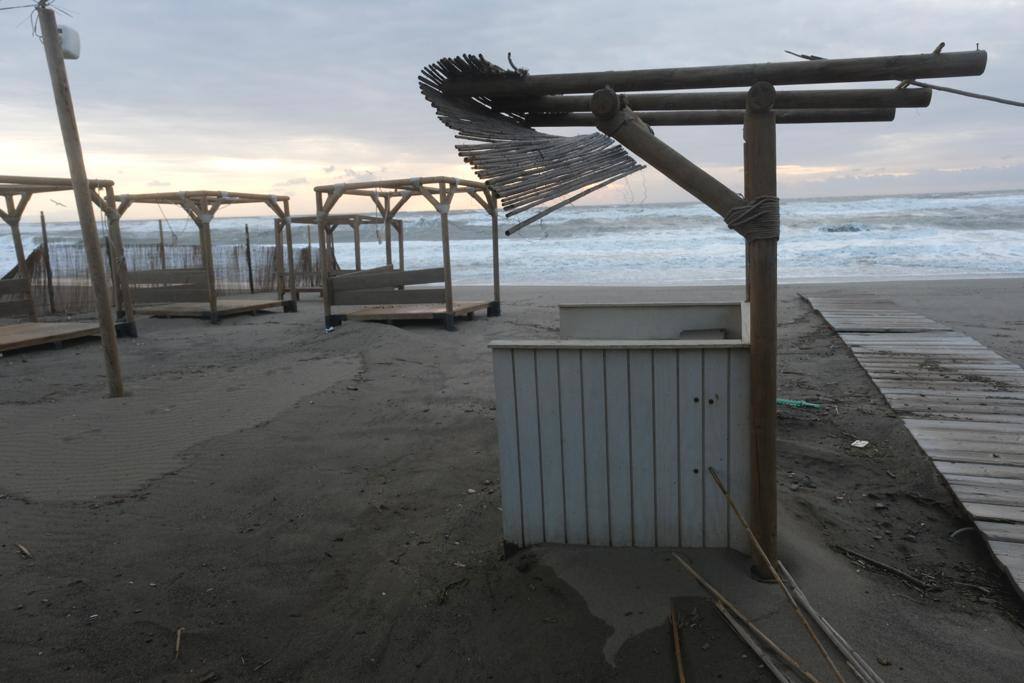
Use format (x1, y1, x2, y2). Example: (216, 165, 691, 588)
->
(396, 220, 405, 271)
(39, 6, 124, 396)
(273, 218, 285, 300)
(196, 215, 218, 323)
(488, 190, 501, 317)
(283, 198, 297, 311)
(438, 181, 455, 331)
(353, 222, 361, 271)
(103, 185, 132, 327)
(244, 223, 254, 293)
(744, 82, 779, 575)
(158, 219, 166, 268)
(316, 191, 333, 327)
(383, 195, 393, 269)
(39, 210, 56, 314)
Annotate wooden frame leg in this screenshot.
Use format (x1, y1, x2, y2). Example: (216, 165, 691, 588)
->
(744, 83, 779, 576)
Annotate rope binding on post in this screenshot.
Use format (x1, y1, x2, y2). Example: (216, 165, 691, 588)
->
(725, 196, 780, 241)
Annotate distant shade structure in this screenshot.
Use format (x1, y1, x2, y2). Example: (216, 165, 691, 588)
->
(419, 55, 643, 232)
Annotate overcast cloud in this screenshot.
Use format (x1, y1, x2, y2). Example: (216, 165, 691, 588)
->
(1, 0, 1021, 219)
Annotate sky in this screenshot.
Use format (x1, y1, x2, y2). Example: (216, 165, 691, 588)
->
(1, 0, 1022, 221)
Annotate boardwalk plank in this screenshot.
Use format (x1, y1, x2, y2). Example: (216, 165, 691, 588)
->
(804, 294, 1024, 599)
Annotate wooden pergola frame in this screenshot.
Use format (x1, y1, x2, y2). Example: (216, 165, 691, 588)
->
(430, 48, 989, 572)
(0, 175, 136, 333)
(312, 177, 501, 330)
(113, 190, 298, 322)
(289, 213, 403, 283)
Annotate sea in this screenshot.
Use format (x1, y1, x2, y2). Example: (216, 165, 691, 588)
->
(3, 190, 1023, 286)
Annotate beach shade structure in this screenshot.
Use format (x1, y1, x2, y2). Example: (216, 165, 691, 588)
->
(422, 47, 989, 571)
(113, 191, 298, 323)
(289, 213, 401, 296)
(313, 177, 502, 331)
(0, 175, 137, 353)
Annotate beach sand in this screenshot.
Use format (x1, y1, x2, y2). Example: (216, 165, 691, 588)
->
(1, 278, 1022, 680)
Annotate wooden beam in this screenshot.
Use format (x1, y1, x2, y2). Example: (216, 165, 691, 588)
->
(0, 174, 113, 187)
(497, 87, 932, 112)
(488, 190, 501, 316)
(591, 88, 743, 218)
(316, 190, 333, 325)
(103, 184, 134, 326)
(39, 7, 124, 396)
(442, 50, 988, 97)
(438, 180, 455, 329)
(39, 211, 55, 314)
(284, 198, 297, 309)
(527, 108, 897, 127)
(290, 213, 382, 225)
(274, 218, 286, 300)
(313, 176, 489, 194)
(743, 82, 779, 576)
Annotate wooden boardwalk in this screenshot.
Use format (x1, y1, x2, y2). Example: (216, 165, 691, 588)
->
(804, 295, 1024, 598)
(0, 321, 100, 353)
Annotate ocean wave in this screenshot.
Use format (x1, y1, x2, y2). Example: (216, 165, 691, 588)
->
(4, 190, 1023, 285)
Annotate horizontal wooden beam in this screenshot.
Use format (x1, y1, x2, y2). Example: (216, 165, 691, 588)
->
(332, 266, 445, 292)
(443, 50, 987, 97)
(528, 108, 896, 127)
(291, 213, 382, 225)
(313, 176, 489, 194)
(496, 87, 931, 113)
(0, 175, 114, 188)
(332, 287, 447, 306)
(115, 190, 289, 204)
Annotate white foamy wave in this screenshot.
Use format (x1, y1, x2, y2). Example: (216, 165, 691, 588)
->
(3, 190, 1023, 284)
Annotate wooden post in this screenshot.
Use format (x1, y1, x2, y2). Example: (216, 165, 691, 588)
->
(383, 195, 393, 269)
(744, 82, 779, 575)
(6, 204, 37, 322)
(396, 219, 405, 271)
(103, 185, 133, 328)
(353, 221, 361, 271)
(487, 190, 501, 317)
(244, 223, 254, 293)
(273, 217, 285, 301)
(158, 218, 166, 269)
(438, 181, 455, 331)
(283, 198, 297, 311)
(103, 236, 115, 296)
(197, 218, 218, 322)
(316, 192, 333, 326)
(38, 7, 124, 396)
(39, 210, 56, 314)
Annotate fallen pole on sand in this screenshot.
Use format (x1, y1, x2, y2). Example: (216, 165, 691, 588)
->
(671, 553, 821, 683)
(708, 467, 847, 683)
(669, 607, 687, 683)
(715, 600, 798, 682)
(778, 562, 886, 683)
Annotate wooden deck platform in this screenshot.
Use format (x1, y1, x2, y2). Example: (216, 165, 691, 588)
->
(0, 321, 100, 353)
(138, 297, 285, 319)
(339, 300, 491, 323)
(804, 295, 1024, 598)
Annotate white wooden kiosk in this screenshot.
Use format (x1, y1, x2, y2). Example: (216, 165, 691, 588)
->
(492, 303, 750, 553)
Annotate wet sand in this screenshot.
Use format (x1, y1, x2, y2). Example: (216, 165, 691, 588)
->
(1, 277, 1022, 681)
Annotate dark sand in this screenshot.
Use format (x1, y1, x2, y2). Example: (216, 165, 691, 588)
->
(1, 278, 1022, 681)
